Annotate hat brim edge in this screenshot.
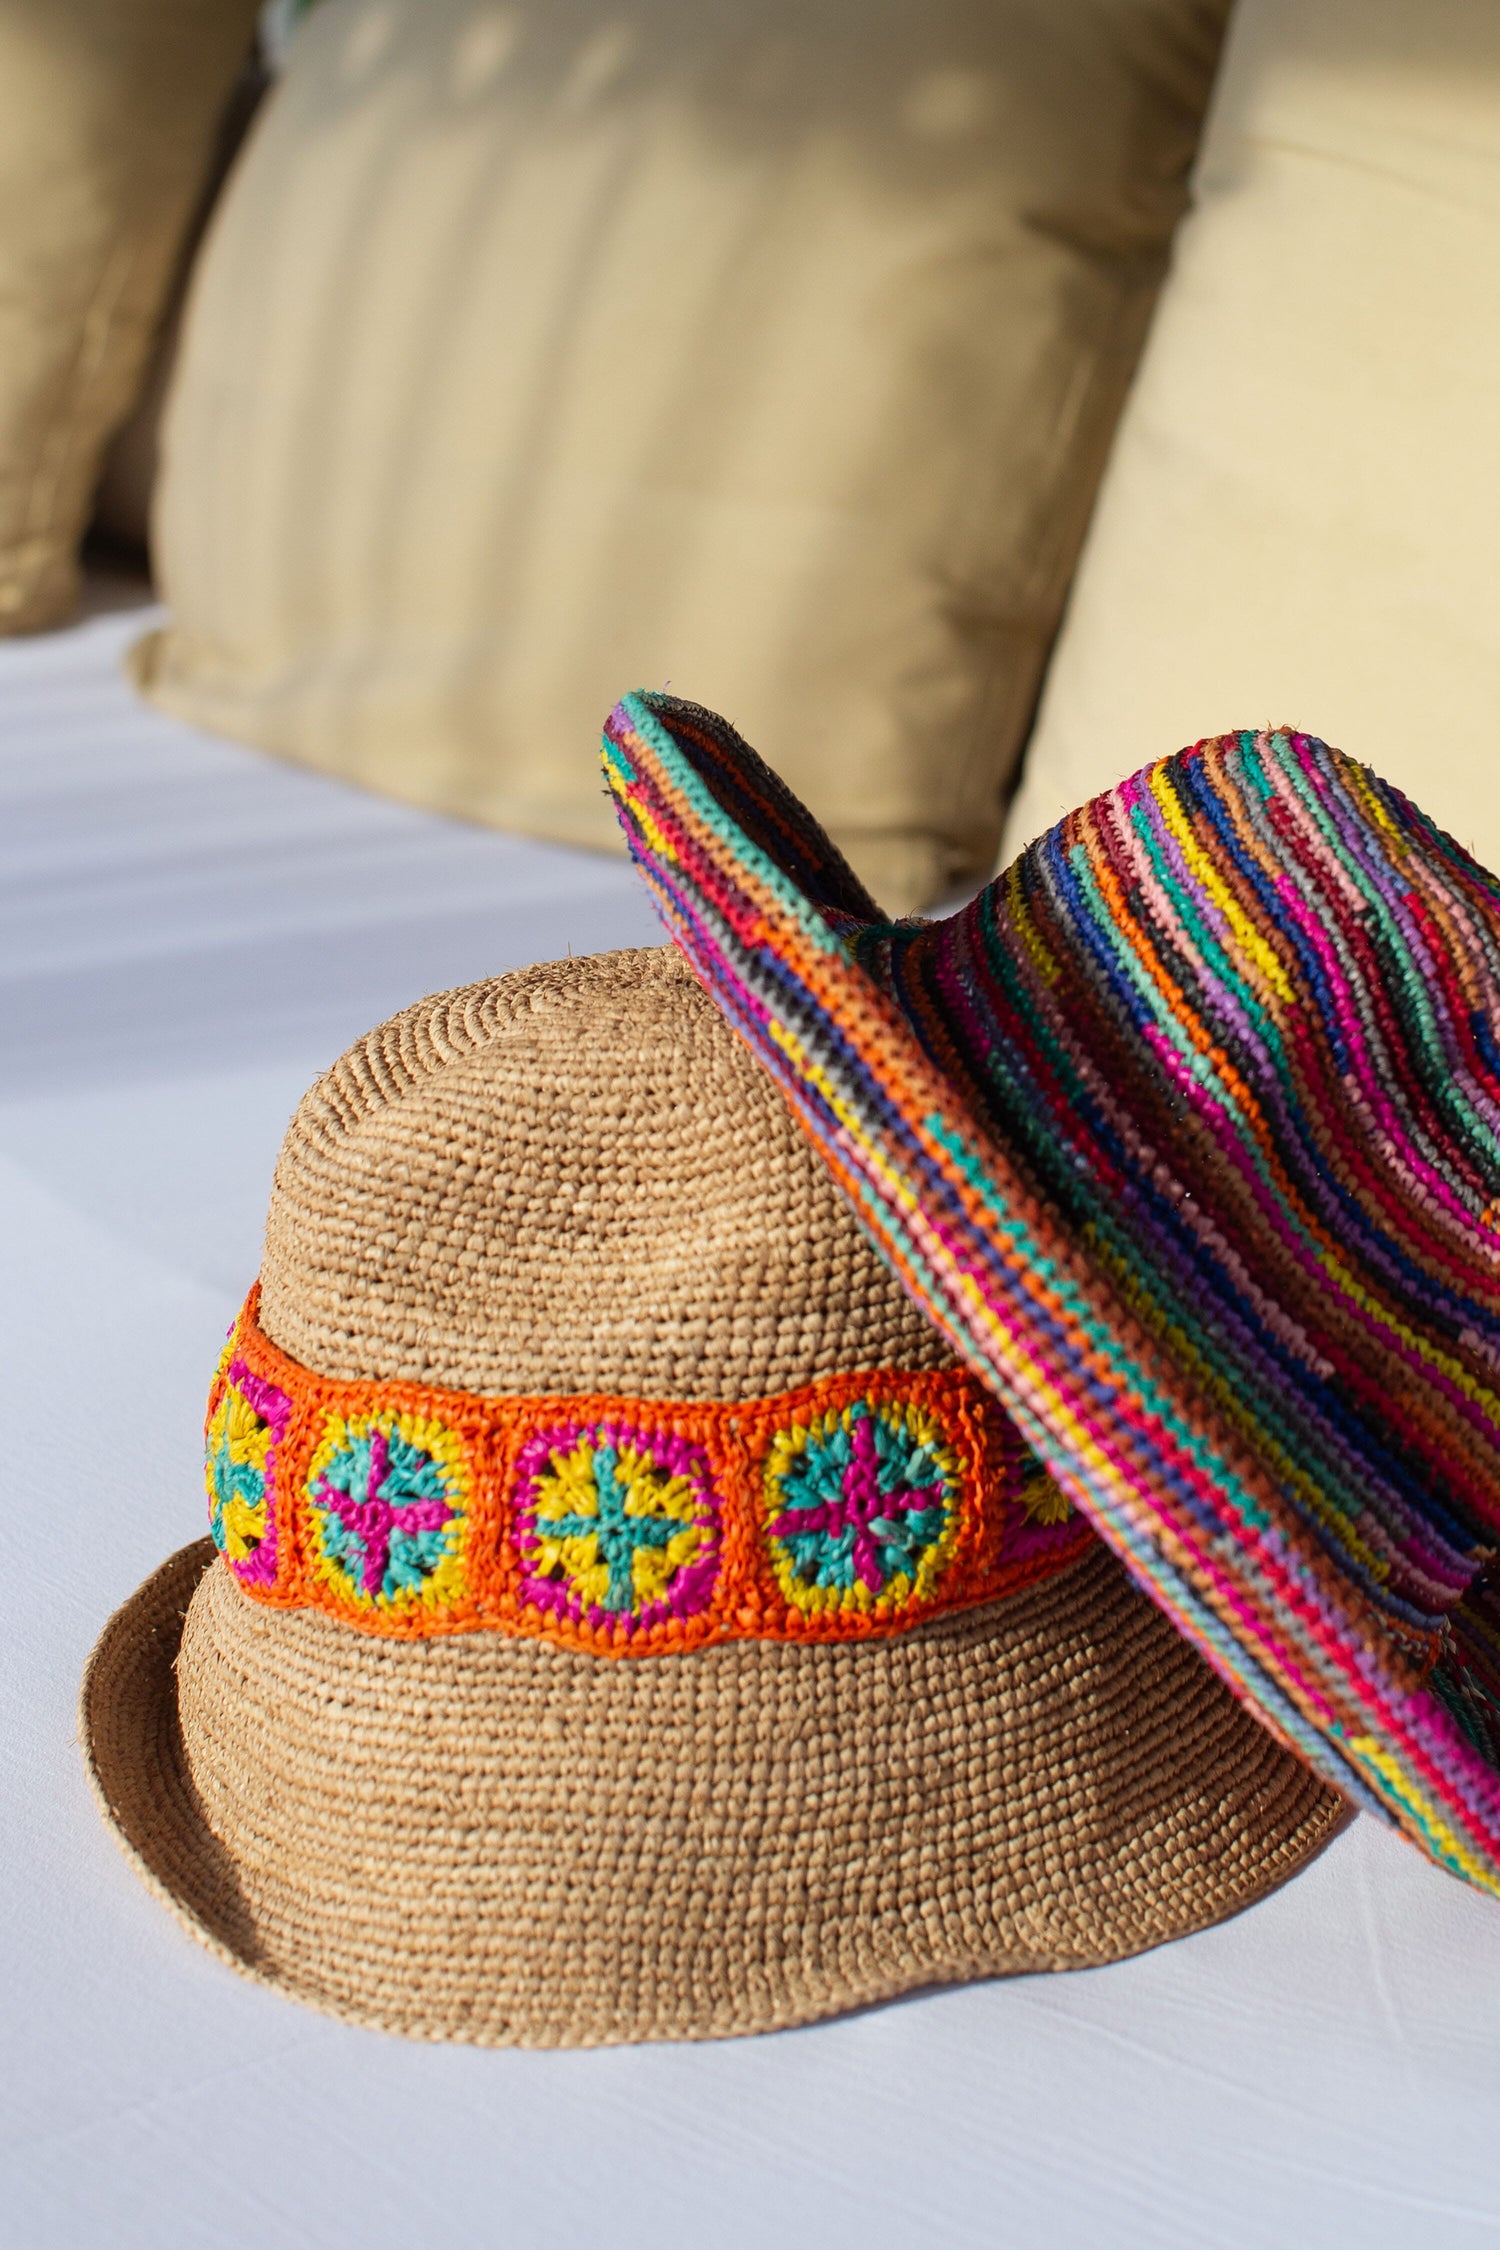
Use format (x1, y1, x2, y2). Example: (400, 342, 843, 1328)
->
(80, 1541, 1351, 2047)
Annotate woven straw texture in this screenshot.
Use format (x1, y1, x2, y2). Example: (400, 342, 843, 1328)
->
(260, 946, 950, 1397)
(84, 946, 1342, 2043)
(84, 1536, 1341, 2045)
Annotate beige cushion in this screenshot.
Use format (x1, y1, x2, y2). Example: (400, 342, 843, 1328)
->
(0, 0, 262, 633)
(1003, 0, 1500, 871)
(91, 52, 269, 559)
(133, 0, 1230, 910)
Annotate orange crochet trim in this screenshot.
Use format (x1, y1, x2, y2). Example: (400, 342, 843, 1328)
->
(204, 1287, 1093, 1655)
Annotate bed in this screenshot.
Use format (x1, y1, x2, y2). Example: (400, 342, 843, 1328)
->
(5, 585, 1498, 2249)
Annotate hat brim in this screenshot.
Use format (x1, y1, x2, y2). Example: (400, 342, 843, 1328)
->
(81, 1542, 273, 1994)
(82, 1540, 1343, 2046)
(601, 693, 1500, 1896)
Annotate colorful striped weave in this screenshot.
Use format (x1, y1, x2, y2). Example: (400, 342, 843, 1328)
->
(602, 692, 1500, 1896)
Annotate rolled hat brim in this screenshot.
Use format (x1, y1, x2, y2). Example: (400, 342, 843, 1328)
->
(602, 693, 1500, 1897)
(82, 1539, 1343, 2045)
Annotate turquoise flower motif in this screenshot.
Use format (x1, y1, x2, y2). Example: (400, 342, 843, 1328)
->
(766, 1399, 958, 1611)
(310, 1420, 462, 1604)
(204, 1361, 288, 1589)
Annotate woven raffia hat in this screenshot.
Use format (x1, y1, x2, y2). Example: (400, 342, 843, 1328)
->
(83, 946, 1341, 2046)
(603, 694, 1500, 1902)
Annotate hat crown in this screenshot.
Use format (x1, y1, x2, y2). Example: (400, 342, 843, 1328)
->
(259, 945, 950, 1398)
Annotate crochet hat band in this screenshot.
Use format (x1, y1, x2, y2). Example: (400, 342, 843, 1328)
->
(602, 694, 1500, 1896)
(206, 1286, 1090, 1654)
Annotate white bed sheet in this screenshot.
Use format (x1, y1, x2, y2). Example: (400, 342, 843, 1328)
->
(4, 588, 1500, 2250)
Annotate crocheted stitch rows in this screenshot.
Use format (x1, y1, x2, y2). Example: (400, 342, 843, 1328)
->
(601, 694, 1500, 1895)
(204, 1289, 1089, 1653)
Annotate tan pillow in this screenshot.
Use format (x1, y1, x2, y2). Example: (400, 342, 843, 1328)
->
(133, 0, 1230, 910)
(1002, 0, 1500, 870)
(0, 0, 263, 632)
(90, 51, 270, 559)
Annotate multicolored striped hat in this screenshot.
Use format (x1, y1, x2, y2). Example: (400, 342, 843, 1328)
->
(603, 693, 1500, 1897)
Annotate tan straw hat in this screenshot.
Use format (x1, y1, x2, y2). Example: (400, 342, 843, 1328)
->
(82, 946, 1343, 2045)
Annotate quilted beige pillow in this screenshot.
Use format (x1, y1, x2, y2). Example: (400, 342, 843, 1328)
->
(134, 0, 1230, 909)
(0, 0, 262, 633)
(1003, 0, 1500, 871)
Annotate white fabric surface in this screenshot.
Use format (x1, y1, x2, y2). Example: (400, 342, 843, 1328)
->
(6, 587, 1500, 2249)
